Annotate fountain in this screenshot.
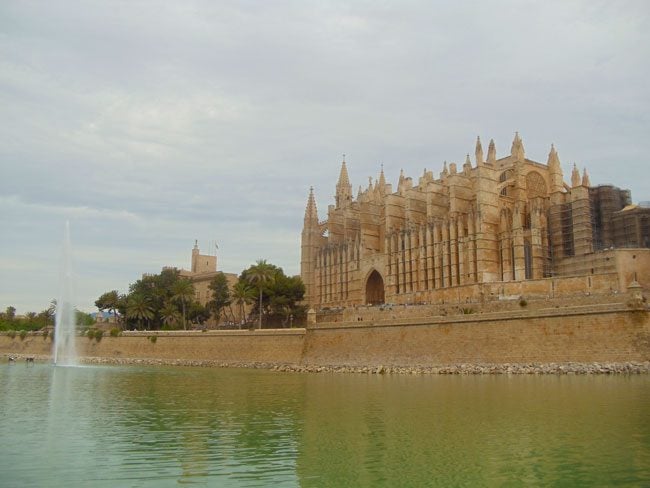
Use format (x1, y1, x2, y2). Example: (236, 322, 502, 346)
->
(53, 221, 78, 366)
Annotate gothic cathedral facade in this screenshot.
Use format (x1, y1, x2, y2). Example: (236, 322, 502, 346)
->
(300, 133, 647, 309)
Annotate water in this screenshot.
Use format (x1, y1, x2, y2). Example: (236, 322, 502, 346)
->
(54, 221, 77, 365)
(1, 364, 649, 487)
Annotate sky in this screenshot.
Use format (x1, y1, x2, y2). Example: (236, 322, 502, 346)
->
(1, 0, 649, 314)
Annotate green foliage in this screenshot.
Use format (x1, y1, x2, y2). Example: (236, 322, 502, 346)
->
(208, 272, 232, 323)
(159, 302, 181, 329)
(240, 260, 305, 328)
(188, 301, 210, 326)
(105, 268, 200, 330)
(519, 298, 528, 307)
(109, 328, 121, 337)
(94, 259, 304, 331)
(121, 268, 182, 330)
(231, 280, 256, 326)
(0, 300, 93, 333)
(461, 307, 476, 314)
(126, 294, 154, 330)
(76, 309, 95, 327)
(149, 335, 157, 344)
(171, 278, 195, 330)
(19, 330, 27, 340)
(0, 307, 47, 332)
(7, 330, 16, 339)
(5, 306, 16, 321)
(85, 328, 104, 342)
(95, 290, 123, 325)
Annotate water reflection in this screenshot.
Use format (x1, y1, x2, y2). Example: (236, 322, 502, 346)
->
(296, 374, 650, 487)
(0, 364, 648, 487)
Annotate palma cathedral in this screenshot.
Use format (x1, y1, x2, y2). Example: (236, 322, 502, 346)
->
(300, 133, 650, 309)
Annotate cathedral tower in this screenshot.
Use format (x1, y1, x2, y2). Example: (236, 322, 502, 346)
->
(301, 187, 321, 306)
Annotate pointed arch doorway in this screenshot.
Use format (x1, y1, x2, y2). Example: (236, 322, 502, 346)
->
(365, 270, 385, 305)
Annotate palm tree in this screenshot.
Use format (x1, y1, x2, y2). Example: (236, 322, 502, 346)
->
(231, 280, 256, 328)
(159, 302, 181, 329)
(246, 259, 275, 329)
(126, 294, 154, 330)
(172, 279, 195, 330)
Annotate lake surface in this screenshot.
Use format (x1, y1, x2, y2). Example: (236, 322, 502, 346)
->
(1, 363, 649, 487)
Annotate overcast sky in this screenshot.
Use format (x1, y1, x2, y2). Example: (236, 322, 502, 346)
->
(1, 0, 649, 314)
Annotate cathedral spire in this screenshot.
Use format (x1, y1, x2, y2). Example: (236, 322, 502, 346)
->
(304, 186, 319, 223)
(571, 163, 581, 188)
(475, 136, 484, 165)
(335, 158, 353, 208)
(487, 139, 496, 164)
(378, 164, 386, 192)
(510, 132, 525, 161)
(547, 144, 564, 193)
(582, 168, 591, 187)
(547, 143, 560, 169)
(397, 169, 406, 193)
(463, 154, 472, 175)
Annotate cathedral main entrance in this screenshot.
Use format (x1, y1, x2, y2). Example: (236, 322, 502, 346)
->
(365, 270, 385, 305)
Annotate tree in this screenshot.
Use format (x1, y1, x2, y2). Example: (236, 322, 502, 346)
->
(188, 302, 210, 327)
(5, 306, 16, 321)
(244, 259, 276, 329)
(37, 307, 54, 327)
(240, 262, 306, 328)
(128, 268, 181, 328)
(126, 294, 154, 330)
(231, 280, 256, 328)
(208, 272, 232, 325)
(171, 278, 195, 330)
(159, 302, 181, 329)
(75, 309, 95, 330)
(267, 274, 306, 326)
(95, 290, 121, 323)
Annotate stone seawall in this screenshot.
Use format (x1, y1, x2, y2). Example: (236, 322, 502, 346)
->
(1, 305, 649, 371)
(303, 305, 650, 367)
(0, 329, 305, 365)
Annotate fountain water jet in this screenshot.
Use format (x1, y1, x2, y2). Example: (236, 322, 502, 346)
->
(54, 221, 78, 366)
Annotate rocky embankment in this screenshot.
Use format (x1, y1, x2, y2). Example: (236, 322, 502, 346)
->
(4, 354, 649, 374)
(271, 362, 650, 375)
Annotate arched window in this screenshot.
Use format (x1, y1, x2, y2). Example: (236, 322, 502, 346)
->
(499, 170, 514, 197)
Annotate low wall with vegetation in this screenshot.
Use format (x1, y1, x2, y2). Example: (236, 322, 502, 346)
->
(1, 306, 649, 367)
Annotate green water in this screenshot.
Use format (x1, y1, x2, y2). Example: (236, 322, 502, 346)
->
(1, 364, 648, 487)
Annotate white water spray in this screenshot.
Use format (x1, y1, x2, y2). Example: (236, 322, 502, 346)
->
(54, 221, 78, 366)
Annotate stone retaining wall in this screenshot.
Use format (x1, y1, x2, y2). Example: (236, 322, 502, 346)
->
(1, 306, 649, 370)
(0, 329, 305, 365)
(302, 305, 650, 367)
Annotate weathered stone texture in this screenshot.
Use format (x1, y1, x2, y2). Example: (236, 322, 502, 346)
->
(301, 133, 650, 310)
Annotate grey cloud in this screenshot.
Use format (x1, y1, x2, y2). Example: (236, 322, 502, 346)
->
(1, 0, 649, 313)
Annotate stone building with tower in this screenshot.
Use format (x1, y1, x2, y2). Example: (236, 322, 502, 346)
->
(159, 241, 239, 322)
(300, 133, 650, 310)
